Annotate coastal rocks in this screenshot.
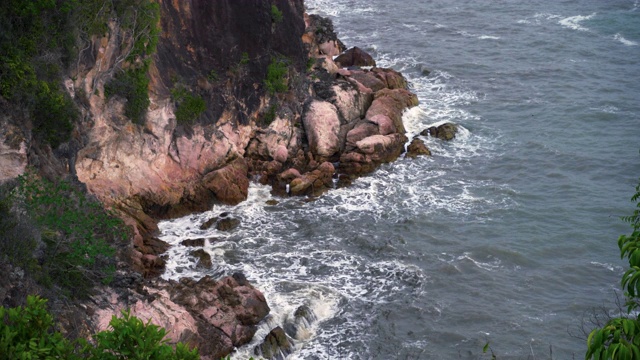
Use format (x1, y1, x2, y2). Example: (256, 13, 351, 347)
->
(254, 327, 294, 360)
(302, 101, 341, 158)
(366, 88, 419, 134)
(181, 238, 206, 247)
(406, 138, 432, 158)
(202, 158, 250, 206)
(335, 46, 376, 67)
(422, 122, 458, 141)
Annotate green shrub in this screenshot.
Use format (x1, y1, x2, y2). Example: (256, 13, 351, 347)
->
(90, 310, 199, 360)
(270, 5, 283, 24)
(104, 65, 150, 124)
(172, 87, 206, 124)
(0, 296, 79, 360)
(240, 52, 250, 65)
(11, 172, 126, 297)
(262, 104, 277, 126)
(265, 57, 289, 95)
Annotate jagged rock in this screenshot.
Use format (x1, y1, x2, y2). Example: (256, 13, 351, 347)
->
(190, 249, 212, 269)
(181, 238, 206, 247)
(368, 114, 396, 135)
(0, 119, 28, 183)
(254, 327, 294, 360)
(302, 100, 341, 158)
(406, 138, 432, 158)
(346, 121, 380, 148)
(340, 133, 408, 175)
(216, 218, 240, 232)
(335, 47, 376, 68)
(422, 122, 458, 141)
(372, 67, 408, 89)
(288, 162, 334, 196)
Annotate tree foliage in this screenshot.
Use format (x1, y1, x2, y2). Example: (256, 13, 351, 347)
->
(586, 180, 640, 359)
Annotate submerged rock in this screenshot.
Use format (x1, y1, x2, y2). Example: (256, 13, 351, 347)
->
(216, 218, 240, 232)
(283, 305, 317, 341)
(181, 238, 206, 247)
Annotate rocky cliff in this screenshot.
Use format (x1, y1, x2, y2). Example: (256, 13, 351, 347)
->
(0, 0, 419, 357)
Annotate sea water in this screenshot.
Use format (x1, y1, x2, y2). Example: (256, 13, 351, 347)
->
(159, 0, 640, 358)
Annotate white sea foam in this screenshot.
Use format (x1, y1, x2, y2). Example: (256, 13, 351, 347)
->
(614, 33, 638, 46)
(478, 35, 501, 40)
(558, 13, 596, 32)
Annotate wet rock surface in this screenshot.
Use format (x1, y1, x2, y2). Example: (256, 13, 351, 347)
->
(254, 326, 294, 360)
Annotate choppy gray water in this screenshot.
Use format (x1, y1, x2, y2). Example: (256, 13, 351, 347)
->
(159, 1, 640, 358)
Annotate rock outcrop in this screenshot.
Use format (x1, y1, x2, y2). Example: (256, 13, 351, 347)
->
(93, 274, 269, 360)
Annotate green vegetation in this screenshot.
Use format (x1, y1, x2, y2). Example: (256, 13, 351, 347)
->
(0, 295, 199, 359)
(586, 179, 640, 359)
(0, 0, 160, 145)
(264, 57, 289, 95)
(270, 5, 283, 24)
(262, 104, 278, 126)
(104, 64, 151, 124)
(240, 52, 250, 65)
(208, 69, 219, 82)
(171, 87, 206, 124)
(0, 171, 126, 297)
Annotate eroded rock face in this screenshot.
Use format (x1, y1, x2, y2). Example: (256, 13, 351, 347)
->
(302, 100, 341, 159)
(0, 120, 28, 182)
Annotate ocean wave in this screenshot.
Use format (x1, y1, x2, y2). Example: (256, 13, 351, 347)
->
(558, 13, 596, 32)
(614, 33, 638, 46)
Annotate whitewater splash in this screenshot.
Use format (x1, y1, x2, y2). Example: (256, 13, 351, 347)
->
(558, 13, 596, 32)
(614, 33, 638, 46)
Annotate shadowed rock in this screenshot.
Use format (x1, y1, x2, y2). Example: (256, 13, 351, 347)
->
(190, 249, 212, 269)
(335, 46, 376, 67)
(181, 238, 206, 247)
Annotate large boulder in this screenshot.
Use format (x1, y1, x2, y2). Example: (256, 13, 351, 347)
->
(335, 46, 376, 68)
(202, 158, 249, 205)
(254, 327, 294, 360)
(302, 101, 341, 158)
(365, 88, 419, 134)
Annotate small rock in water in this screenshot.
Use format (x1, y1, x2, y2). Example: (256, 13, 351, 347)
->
(266, 199, 279, 206)
(200, 217, 217, 230)
(421, 122, 458, 141)
(284, 305, 317, 340)
(216, 218, 240, 231)
(254, 326, 293, 360)
(218, 211, 230, 218)
(406, 138, 432, 158)
(181, 238, 206, 247)
(190, 249, 212, 269)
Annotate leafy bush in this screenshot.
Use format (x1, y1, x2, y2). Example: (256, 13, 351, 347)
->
(105, 64, 151, 124)
(10, 172, 126, 297)
(172, 87, 206, 124)
(0, 296, 200, 360)
(0, 296, 78, 360)
(264, 57, 289, 95)
(90, 310, 199, 360)
(262, 104, 277, 126)
(586, 180, 640, 359)
(270, 5, 283, 24)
